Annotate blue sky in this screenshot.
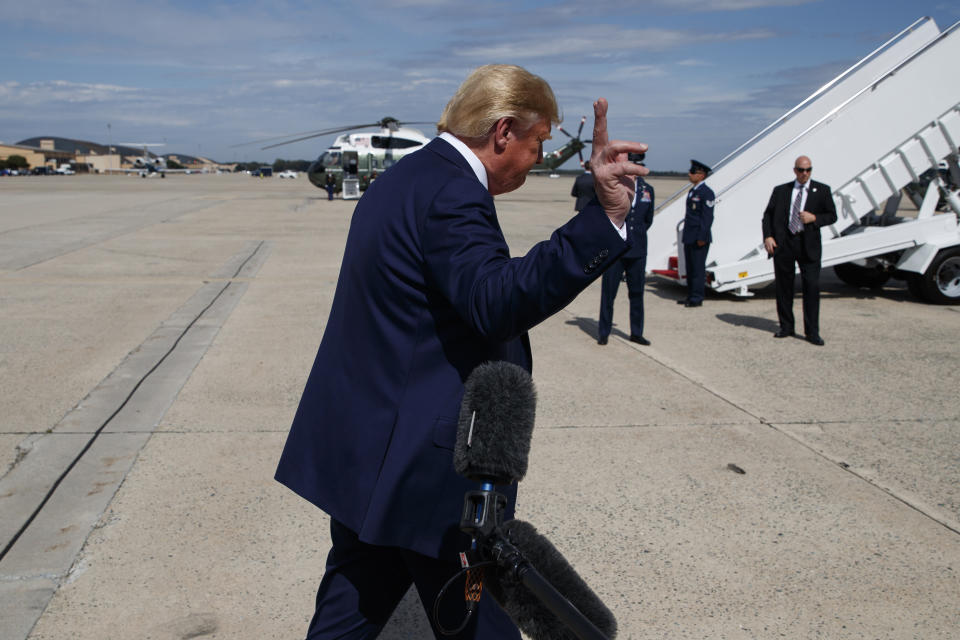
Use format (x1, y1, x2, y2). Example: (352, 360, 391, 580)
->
(1, 0, 957, 170)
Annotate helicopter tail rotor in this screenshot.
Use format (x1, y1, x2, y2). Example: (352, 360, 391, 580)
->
(556, 116, 592, 166)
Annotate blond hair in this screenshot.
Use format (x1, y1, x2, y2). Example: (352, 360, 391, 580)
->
(437, 65, 561, 140)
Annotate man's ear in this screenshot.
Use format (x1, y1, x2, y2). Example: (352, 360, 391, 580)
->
(492, 117, 514, 151)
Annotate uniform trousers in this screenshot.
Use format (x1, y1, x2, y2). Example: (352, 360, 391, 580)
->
(305, 519, 520, 640)
(598, 256, 646, 339)
(683, 242, 710, 303)
(772, 232, 822, 338)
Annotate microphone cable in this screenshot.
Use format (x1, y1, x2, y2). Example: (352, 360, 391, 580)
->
(433, 559, 496, 636)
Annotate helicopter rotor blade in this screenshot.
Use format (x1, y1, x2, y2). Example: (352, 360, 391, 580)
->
(576, 115, 586, 139)
(240, 118, 437, 150)
(231, 123, 383, 149)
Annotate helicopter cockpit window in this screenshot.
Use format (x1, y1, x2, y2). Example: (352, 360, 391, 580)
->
(371, 136, 422, 149)
(320, 152, 341, 168)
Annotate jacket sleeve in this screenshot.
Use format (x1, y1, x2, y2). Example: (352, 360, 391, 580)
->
(762, 187, 778, 239)
(644, 184, 655, 230)
(421, 175, 628, 342)
(699, 188, 715, 243)
(814, 184, 838, 227)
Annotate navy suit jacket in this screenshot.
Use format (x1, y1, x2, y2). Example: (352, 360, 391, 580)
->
(682, 182, 715, 245)
(624, 178, 654, 258)
(761, 179, 837, 262)
(571, 171, 596, 212)
(275, 138, 629, 558)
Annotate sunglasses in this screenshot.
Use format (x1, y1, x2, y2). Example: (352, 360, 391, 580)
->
(794, 167, 812, 173)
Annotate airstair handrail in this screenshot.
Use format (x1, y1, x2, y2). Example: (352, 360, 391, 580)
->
(713, 19, 960, 201)
(652, 17, 936, 214)
(708, 17, 935, 176)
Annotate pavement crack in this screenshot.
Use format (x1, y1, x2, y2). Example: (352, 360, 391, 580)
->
(0, 240, 266, 564)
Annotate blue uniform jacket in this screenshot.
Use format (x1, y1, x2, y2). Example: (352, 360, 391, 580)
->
(275, 137, 629, 558)
(624, 178, 655, 258)
(682, 182, 715, 245)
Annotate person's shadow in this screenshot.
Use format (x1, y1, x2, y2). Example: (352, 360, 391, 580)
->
(714, 313, 780, 333)
(565, 316, 633, 341)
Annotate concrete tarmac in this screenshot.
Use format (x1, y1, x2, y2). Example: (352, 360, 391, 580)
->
(1, 173, 958, 639)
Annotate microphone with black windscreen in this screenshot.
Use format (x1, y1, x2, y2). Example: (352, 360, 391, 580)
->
(454, 360, 537, 486)
(486, 519, 618, 640)
(442, 361, 617, 640)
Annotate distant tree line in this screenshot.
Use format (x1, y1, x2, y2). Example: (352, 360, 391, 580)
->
(0, 155, 29, 170)
(233, 159, 312, 172)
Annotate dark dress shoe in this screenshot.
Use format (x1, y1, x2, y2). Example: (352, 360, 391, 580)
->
(597, 336, 608, 345)
(684, 300, 702, 307)
(773, 330, 794, 338)
(629, 335, 651, 346)
(676, 298, 688, 305)
(806, 335, 825, 346)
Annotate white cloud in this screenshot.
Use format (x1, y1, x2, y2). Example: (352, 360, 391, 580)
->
(454, 26, 775, 60)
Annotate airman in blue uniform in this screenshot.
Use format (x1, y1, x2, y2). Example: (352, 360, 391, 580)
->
(597, 174, 654, 344)
(680, 159, 714, 307)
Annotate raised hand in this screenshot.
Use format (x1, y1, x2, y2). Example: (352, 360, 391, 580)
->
(589, 98, 649, 226)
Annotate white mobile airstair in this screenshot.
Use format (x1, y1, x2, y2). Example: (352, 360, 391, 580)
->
(649, 17, 960, 304)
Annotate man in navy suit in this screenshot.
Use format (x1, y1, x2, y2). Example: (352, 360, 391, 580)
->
(571, 161, 596, 212)
(680, 159, 714, 307)
(597, 172, 655, 345)
(762, 155, 837, 345)
(275, 64, 649, 639)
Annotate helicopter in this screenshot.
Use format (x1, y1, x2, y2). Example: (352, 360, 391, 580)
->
(531, 115, 591, 177)
(244, 115, 592, 198)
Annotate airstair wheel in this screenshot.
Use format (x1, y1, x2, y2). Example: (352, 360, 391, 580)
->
(918, 248, 960, 305)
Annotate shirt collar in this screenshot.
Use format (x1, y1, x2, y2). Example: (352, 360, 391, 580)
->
(439, 132, 488, 190)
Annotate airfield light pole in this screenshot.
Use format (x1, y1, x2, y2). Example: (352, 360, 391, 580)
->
(107, 123, 113, 174)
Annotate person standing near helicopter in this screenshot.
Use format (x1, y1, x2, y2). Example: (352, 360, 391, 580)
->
(324, 172, 336, 200)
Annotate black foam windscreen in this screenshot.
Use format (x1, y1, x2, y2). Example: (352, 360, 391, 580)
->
(487, 519, 617, 640)
(454, 361, 536, 485)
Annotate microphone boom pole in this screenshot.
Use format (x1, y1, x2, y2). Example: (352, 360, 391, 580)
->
(449, 362, 616, 640)
(489, 535, 610, 640)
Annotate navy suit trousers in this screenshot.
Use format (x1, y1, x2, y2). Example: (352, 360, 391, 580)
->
(306, 519, 520, 640)
(684, 243, 710, 303)
(598, 256, 646, 338)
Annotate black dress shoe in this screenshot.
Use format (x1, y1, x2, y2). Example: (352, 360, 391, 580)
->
(676, 298, 688, 305)
(684, 300, 702, 307)
(597, 336, 608, 345)
(773, 330, 794, 338)
(629, 335, 651, 346)
(806, 335, 825, 346)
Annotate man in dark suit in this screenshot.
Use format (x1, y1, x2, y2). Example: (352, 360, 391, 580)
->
(275, 64, 648, 639)
(571, 161, 596, 211)
(762, 155, 838, 345)
(597, 173, 654, 345)
(679, 159, 714, 307)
